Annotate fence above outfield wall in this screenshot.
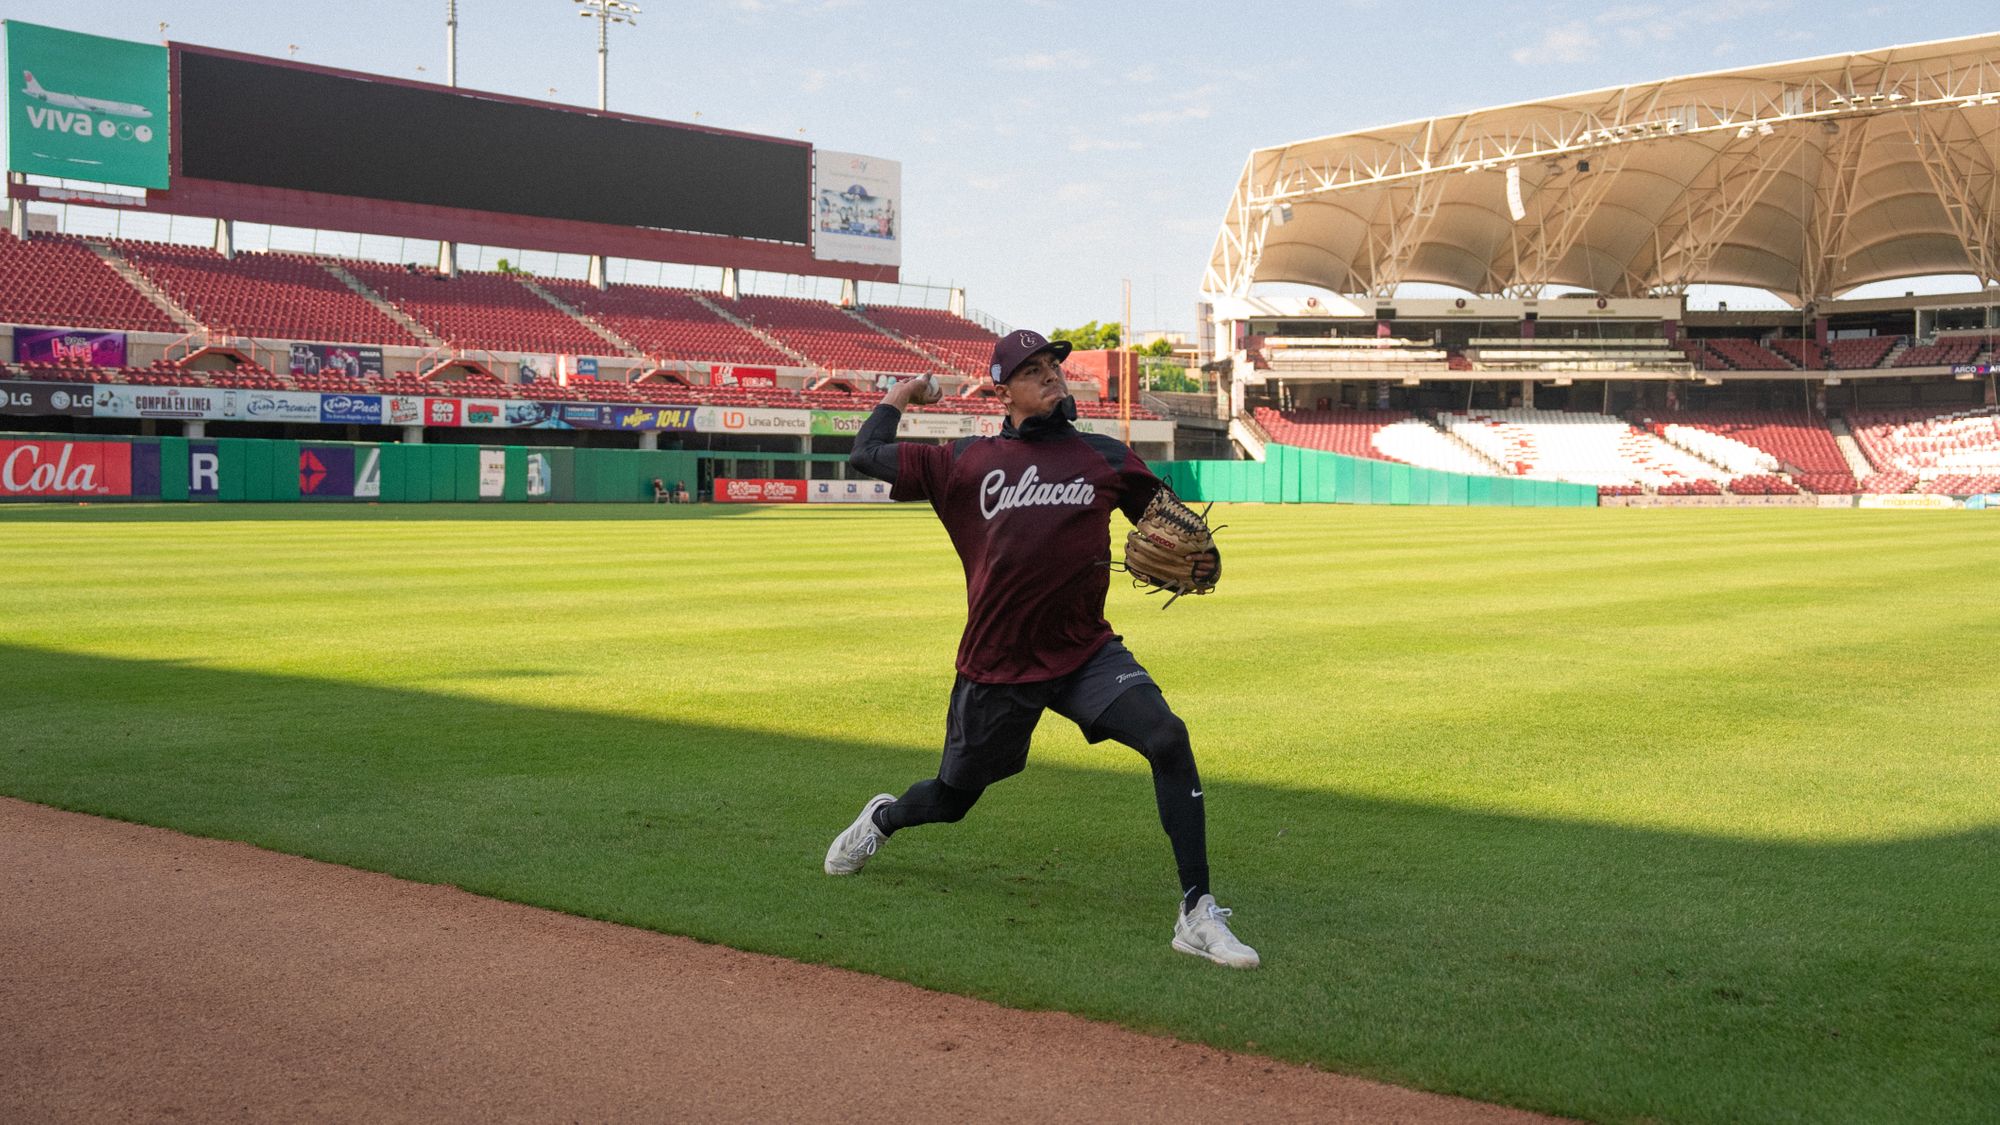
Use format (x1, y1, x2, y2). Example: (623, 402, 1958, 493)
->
(1154, 444, 1597, 507)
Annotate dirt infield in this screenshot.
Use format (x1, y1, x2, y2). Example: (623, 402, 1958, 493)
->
(0, 798, 1561, 1124)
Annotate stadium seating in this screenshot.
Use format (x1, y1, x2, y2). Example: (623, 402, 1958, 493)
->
(1436, 409, 1724, 487)
(1828, 336, 1896, 369)
(538, 279, 793, 366)
(1641, 411, 1857, 493)
(0, 233, 179, 333)
(1699, 338, 1795, 371)
(1849, 406, 2000, 490)
(855, 305, 1001, 379)
(717, 293, 940, 374)
(345, 263, 608, 354)
(116, 242, 422, 346)
(1250, 408, 1410, 459)
(1892, 337, 1987, 368)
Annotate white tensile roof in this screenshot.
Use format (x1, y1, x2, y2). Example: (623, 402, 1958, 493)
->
(1205, 33, 2000, 306)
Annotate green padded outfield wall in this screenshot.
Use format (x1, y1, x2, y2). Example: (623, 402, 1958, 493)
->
(1155, 444, 1596, 507)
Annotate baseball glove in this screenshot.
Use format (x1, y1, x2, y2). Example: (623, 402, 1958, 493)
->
(1116, 486, 1222, 608)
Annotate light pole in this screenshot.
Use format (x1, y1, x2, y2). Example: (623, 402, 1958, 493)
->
(573, 0, 641, 111)
(445, 0, 458, 87)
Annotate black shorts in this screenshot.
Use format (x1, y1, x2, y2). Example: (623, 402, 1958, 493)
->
(937, 639, 1156, 789)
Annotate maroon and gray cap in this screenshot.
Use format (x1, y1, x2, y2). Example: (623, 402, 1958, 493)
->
(989, 329, 1073, 384)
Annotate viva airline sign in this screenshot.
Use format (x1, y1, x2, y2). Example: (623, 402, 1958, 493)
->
(3, 22, 170, 189)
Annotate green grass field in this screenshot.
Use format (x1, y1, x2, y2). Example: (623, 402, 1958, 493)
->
(3, 503, 1997, 1123)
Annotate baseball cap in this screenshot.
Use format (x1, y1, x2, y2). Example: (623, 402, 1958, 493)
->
(989, 329, 1073, 384)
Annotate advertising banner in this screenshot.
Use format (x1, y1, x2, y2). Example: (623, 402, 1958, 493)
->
(383, 395, 423, 426)
(608, 404, 698, 432)
(462, 399, 505, 427)
(13, 326, 127, 366)
(478, 449, 505, 498)
(0, 438, 144, 498)
(424, 397, 461, 427)
(297, 445, 355, 499)
(711, 365, 778, 388)
(806, 478, 893, 504)
(188, 440, 219, 499)
(810, 409, 870, 437)
(1858, 493, 1959, 510)
(1965, 493, 2000, 510)
(4, 22, 170, 189)
(694, 406, 811, 435)
(288, 342, 383, 379)
(317, 393, 382, 426)
(0, 380, 94, 416)
(240, 390, 323, 424)
(713, 477, 808, 503)
(813, 150, 901, 267)
(897, 412, 973, 439)
(526, 451, 553, 498)
(92, 384, 228, 420)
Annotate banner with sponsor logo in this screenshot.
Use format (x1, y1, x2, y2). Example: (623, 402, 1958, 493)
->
(288, 342, 383, 378)
(713, 477, 807, 503)
(810, 409, 870, 437)
(318, 393, 382, 426)
(240, 390, 323, 424)
(0, 438, 154, 499)
(4, 22, 170, 190)
(1858, 493, 1959, 510)
(424, 397, 460, 427)
(610, 404, 698, 431)
(1965, 493, 2000, 510)
(13, 326, 127, 367)
(384, 395, 424, 426)
(294, 444, 382, 500)
(188, 440, 220, 499)
(806, 478, 893, 504)
(711, 365, 779, 388)
(897, 412, 973, 439)
(526, 451, 553, 498)
(479, 449, 505, 498)
(0, 380, 94, 416)
(462, 399, 505, 427)
(91, 384, 228, 420)
(694, 406, 812, 435)
(813, 150, 901, 267)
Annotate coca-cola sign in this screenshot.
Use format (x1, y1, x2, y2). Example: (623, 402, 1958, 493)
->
(0, 439, 132, 497)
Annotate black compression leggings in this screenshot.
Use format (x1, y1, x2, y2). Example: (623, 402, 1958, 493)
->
(873, 685, 1210, 910)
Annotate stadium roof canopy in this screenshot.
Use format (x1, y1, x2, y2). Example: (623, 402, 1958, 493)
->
(1205, 34, 2000, 308)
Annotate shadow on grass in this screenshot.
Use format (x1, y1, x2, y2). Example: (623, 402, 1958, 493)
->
(2, 643, 1994, 1124)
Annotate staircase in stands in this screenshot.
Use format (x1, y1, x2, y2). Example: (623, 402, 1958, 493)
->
(515, 276, 646, 360)
(87, 242, 202, 334)
(319, 262, 448, 350)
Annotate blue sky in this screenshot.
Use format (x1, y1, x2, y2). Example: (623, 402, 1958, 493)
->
(4, 1, 1992, 334)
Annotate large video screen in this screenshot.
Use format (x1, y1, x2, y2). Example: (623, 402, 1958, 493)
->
(176, 50, 809, 244)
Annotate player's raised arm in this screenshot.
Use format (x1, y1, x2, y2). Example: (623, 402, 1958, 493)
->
(848, 375, 945, 491)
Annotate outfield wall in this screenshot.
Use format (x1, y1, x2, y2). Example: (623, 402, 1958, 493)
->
(0, 433, 703, 503)
(1157, 444, 1597, 507)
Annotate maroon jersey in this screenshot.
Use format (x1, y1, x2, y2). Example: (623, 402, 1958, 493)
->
(888, 414, 1161, 684)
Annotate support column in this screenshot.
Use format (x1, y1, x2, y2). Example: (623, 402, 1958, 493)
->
(839, 278, 857, 308)
(638, 431, 660, 450)
(8, 197, 25, 239)
(588, 254, 607, 290)
(721, 267, 739, 300)
(184, 420, 205, 439)
(1520, 379, 1535, 409)
(213, 219, 234, 259)
(403, 425, 425, 445)
(949, 287, 966, 317)
(436, 241, 458, 278)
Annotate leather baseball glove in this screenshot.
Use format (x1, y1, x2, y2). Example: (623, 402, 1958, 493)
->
(1118, 486, 1222, 608)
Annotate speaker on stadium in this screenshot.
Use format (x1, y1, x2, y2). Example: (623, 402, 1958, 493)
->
(1377, 307, 1396, 320)
(1576, 159, 1591, 173)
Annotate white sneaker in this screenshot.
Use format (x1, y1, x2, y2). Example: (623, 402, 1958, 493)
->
(1172, 894, 1260, 968)
(823, 794, 895, 875)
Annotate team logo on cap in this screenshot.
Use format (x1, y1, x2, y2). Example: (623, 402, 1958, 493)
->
(1017, 331, 1039, 347)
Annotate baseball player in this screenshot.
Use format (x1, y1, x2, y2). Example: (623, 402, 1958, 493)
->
(822, 330, 1258, 968)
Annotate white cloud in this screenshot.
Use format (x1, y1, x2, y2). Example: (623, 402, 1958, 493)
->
(1125, 105, 1211, 126)
(1123, 64, 1159, 84)
(1057, 181, 1106, 203)
(997, 49, 1089, 72)
(1510, 22, 1600, 66)
(1068, 136, 1143, 153)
